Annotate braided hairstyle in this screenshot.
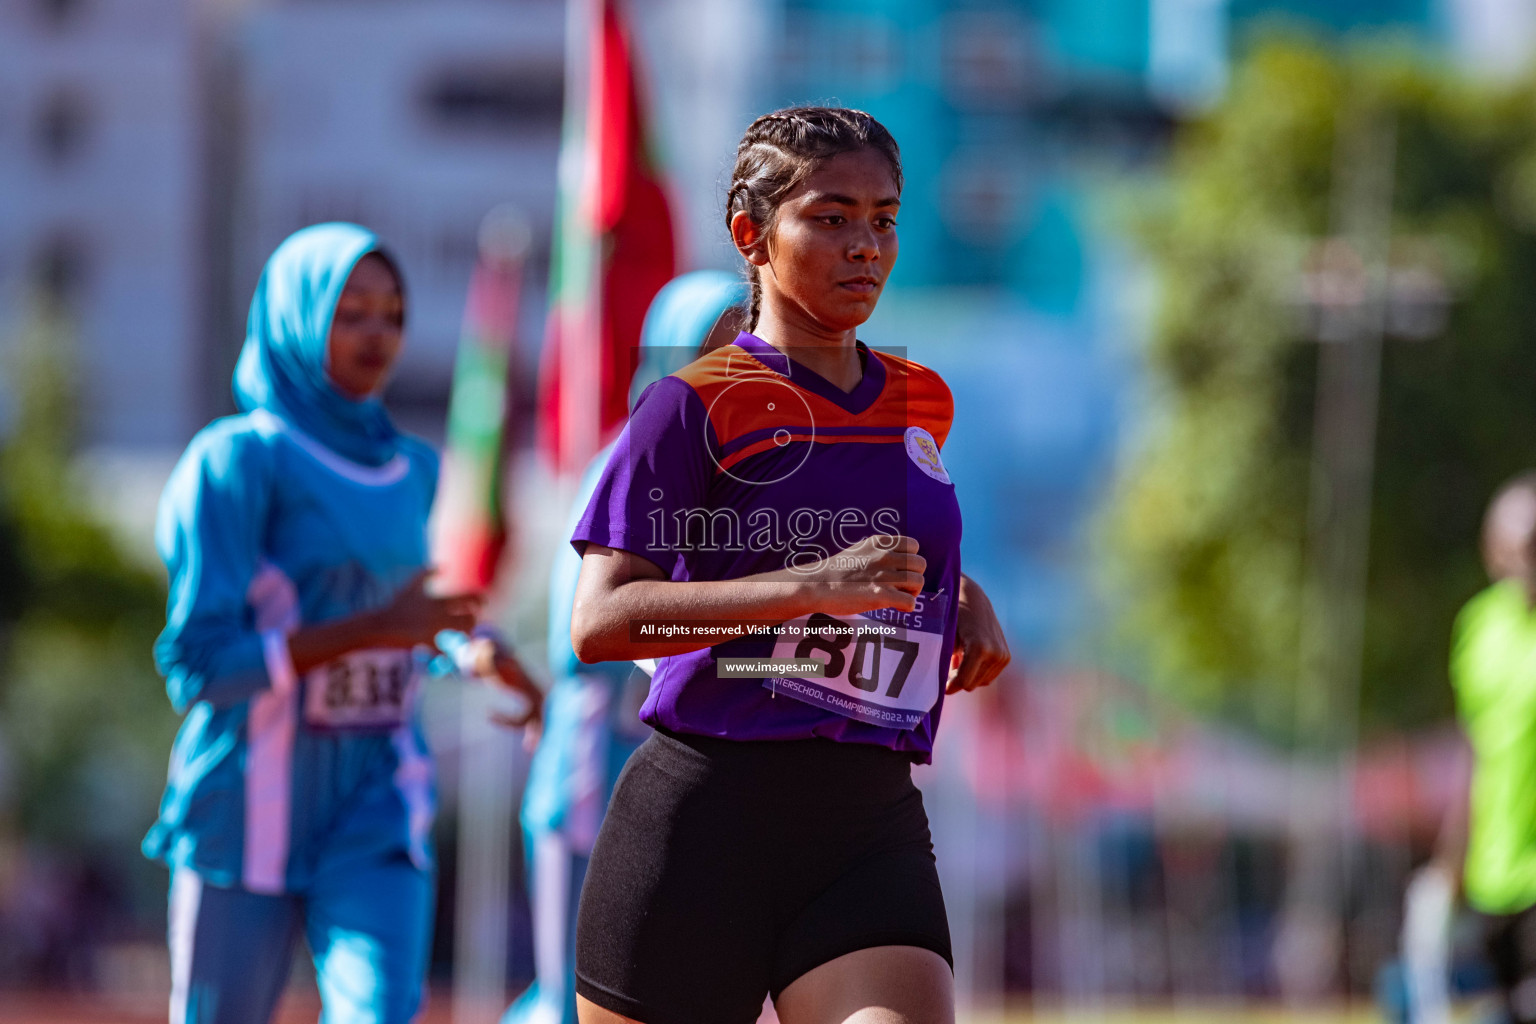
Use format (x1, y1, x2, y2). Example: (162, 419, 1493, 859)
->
(725, 106, 903, 331)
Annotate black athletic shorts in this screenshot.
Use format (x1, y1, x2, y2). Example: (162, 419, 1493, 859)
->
(574, 727, 952, 1024)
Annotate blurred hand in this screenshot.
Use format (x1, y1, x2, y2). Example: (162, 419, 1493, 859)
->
(946, 574, 1011, 695)
(368, 569, 481, 649)
(468, 638, 545, 740)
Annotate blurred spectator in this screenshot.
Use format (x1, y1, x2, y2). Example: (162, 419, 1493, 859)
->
(1446, 473, 1536, 1023)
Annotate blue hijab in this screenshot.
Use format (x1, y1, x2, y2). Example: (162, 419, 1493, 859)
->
(233, 222, 403, 467)
(629, 269, 748, 409)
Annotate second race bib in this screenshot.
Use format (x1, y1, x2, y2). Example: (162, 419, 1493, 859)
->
(303, 649, 418, 732)
(763, 591, 950, 730)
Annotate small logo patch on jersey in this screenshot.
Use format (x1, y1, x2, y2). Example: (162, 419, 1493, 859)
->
(904, 427, 950, 484)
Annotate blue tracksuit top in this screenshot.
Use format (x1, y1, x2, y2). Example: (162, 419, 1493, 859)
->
(143, 410, 440, 893)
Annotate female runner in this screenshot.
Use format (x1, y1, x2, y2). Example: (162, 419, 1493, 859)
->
(568, 108, 1011, 1024)
(145, 222, 540, 1024)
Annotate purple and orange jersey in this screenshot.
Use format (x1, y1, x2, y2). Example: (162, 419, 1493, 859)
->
(571, 332, 962, 761)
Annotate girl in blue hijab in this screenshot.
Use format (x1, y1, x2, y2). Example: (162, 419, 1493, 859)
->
(146, 223, 540, 1024)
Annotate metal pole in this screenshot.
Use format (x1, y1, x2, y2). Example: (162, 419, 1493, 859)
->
(1278, 106, 1396, 1003)
(557, 0, 603, 475)
(453, 683, 518, 1024)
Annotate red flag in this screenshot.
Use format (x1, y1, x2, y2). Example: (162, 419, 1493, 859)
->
(433, 210, 529, 593)
(537, 0, 678, 474)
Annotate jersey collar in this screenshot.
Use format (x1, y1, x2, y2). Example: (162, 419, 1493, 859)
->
(731, 332, 887, 415)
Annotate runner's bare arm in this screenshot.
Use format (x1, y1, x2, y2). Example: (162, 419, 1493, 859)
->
(945, 573, 1012, 694)
(570, 536, 926, 663)
(286, 568, 480, 675)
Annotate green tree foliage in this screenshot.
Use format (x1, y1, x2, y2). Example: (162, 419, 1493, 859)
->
(0, 304, 174, 855)
(1102, 38, 1536, 744)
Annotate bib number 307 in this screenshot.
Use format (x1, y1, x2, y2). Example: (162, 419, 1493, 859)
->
(765, 592, 949, 730)
(303, 649, 417, 732)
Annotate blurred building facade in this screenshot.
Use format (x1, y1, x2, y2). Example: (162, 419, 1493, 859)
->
(232, 0, 566, 422)
(0, 0, 763, 451)
(0, 0, 1526, 451)
(0, 0, 203, 448)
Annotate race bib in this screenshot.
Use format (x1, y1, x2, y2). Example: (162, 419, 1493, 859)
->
(764, 592, 950, 730)
(303, 649, 418, 732)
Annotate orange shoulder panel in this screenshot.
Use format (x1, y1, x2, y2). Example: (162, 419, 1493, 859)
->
(672, 344, 864, 448)
(670, 343, 955, 452)
(872, 350, 955, 448)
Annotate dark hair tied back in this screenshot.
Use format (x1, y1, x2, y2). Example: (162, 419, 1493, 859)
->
(725, 106, 902, 330)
